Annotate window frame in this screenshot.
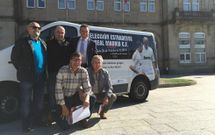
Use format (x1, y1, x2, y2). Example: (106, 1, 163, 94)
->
(194, 32, 206, 63)
(26, 0, 36, 8)
(96, 0, 104, 11)
(87, 0, 95, 10)
(140, 0, 147, 12)
(114, 0, 122, 11)
(179, 32, 191, 64)
(192, 0, 200, 11)
(123, 0, 130, 12)
(148, 0, 155, 12)
(195, 52, 206, 63)
(180, 52, 191, 63)
(58, 0, 66, 9)
(37, 0, 46, 8)
(183, 0, 191, 11)
(67, 0, 76, 10)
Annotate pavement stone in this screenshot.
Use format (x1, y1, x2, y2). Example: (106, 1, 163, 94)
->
(0, 74, 215, 135)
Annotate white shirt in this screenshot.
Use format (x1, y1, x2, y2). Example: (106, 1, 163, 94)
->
(77, 37, 88, 63)
(132, 46, 155, 80)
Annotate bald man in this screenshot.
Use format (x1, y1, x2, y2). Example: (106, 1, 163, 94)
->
(46, 26, 73, 122)
(11, 22, 47, 132)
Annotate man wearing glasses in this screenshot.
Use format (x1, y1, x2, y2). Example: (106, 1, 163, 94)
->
(11, 22, 47, 132)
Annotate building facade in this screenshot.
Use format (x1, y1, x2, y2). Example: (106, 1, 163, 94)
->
(165, 0, 215, 73)
(0, 0, 16, 49)
(0, 0, 215, 73)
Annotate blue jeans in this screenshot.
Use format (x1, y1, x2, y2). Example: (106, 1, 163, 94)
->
(20, 73, 45, 129)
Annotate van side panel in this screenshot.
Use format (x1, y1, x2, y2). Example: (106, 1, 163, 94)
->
(89, 30, 158, 93)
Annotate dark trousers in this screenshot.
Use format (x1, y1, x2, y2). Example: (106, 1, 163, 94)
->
(95, 93, 117, 114)
(54, 93, 96, 130)
(47, 72, 57, 110)
(20, 73, 45, 129)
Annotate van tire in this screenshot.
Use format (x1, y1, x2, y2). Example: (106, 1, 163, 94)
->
(0, 82, 20, 122)
(129, 80, 149, 102)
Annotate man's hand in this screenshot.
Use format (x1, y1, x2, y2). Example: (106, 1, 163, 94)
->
(83, 100, 90, 108)
(61, 105, 69, 120)
(82, 94, 90, 108)
(103, 97, 109, 105)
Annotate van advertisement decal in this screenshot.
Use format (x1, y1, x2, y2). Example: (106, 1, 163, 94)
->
(90, 31, 135, 59)
(90, 30, 156, 80)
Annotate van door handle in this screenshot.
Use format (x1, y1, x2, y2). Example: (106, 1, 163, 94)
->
(8, 61, 12, 64)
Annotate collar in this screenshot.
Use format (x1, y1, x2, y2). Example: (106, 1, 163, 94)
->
(80, 37, 88, 41)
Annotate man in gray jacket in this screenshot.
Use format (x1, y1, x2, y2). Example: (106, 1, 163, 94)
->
(88, 55, 117, 119)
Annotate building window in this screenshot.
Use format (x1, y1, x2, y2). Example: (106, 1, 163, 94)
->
(192, 0, 200, 11)
(27, 0, 35, 8)
(58, 0, 76, 9)
(194, 32, 206, 63)
(87, 0, 95, 10)
(67, 0, 76, 9)
(96, 0, 104, 11)
(183, 0, 200, 11)
(37, 0, 46, 8)
(123, 0, 130, 12)
(27, 0, 46, 8)
(183, 0, 191, 11)
(58, 0, 66, 9)
(140, 0, 147, 12)
(179, 32, 191, 63)
(140, 0, 155, 12)
(114, 0, 122, 11)
(148, 0, 155, 12)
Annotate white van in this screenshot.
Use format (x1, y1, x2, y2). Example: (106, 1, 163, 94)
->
(0, 21, 159, 121)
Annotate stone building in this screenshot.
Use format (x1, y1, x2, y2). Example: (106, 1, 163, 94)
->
(0, 0, 215, 73)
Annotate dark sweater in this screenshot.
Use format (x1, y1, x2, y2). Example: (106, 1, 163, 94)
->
(47, 38, 73, 73)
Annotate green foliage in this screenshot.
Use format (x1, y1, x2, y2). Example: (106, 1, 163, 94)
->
(159, 78, 196, 88)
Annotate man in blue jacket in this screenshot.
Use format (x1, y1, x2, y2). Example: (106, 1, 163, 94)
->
(11, 22, 47, 132)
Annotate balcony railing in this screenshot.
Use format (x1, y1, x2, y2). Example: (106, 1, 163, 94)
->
(173, 8, 215, 21)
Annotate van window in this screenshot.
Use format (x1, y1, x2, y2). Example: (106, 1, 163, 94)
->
(40, 25, 78, 41)
(40, 27, 55, 41)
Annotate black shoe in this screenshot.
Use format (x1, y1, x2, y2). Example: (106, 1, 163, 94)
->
(22, 127, 34, 133)
(34, 120, 49, 127)
(80, 119, 89, 128)
(100, 113, 107, 119)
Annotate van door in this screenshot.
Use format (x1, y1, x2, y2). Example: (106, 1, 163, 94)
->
(90, 30, 133, 94)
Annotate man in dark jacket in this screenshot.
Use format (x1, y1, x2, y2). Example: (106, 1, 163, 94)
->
(46, 26, 72, 119)
(71, 24, 97, 68)
(11, 22, 47, 132)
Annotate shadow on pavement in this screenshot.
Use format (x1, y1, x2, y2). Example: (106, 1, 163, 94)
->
(111, 95, 148, 110)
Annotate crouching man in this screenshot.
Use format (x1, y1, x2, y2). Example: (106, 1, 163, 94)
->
(55, 52, 95, 130)
(88, 55, 117, 119)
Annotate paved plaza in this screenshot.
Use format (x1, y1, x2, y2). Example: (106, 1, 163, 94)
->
(0, 74, 215, 135)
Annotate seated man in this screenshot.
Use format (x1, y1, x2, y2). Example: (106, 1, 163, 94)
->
(88, 55, 117, 119)
(55, 52, 95, 130)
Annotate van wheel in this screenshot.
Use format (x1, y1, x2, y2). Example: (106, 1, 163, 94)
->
(0, 82, 20, 122)
(129, 80, 149, 102)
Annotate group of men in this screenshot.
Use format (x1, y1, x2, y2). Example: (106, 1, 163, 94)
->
(10, 22, 116, 132)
